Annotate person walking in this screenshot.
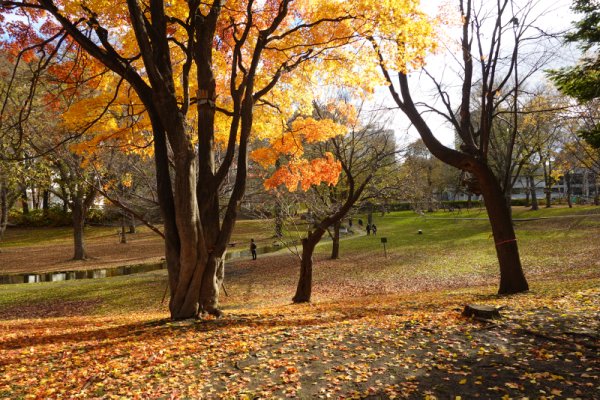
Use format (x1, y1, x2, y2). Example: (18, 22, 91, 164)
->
(372, 224, 377, 236)
(250, 238, 257, 260)
(366, 223, 371, 236)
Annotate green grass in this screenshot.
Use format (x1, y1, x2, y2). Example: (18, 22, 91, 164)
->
(0, 219, 276, 248)
(0, 226, 121, 247)
(1, 205, 599, 316)
(0, 270, 167, 316)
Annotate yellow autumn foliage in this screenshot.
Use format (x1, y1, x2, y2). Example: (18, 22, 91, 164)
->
(35, 0, 437, 183)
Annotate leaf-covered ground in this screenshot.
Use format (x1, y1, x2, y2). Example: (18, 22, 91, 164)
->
(1, 206, 599, 398)
(1, 284, 598, 399)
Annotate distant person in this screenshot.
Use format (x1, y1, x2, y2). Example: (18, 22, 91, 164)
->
(366, 223, 371, 235)
(250, 238, 257, 260)
(348, 218, 353, 228)
(372, 224, 377, 235)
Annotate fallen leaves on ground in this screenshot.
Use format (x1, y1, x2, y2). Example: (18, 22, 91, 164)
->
(1, 286, 598, 399)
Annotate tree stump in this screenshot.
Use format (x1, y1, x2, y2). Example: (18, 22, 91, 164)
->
(462, 304, 501, 319)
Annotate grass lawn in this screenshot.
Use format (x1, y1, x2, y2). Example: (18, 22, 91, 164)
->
(0, 219, 276, 275)
(0, 206, 598, 398)
(0, 219, 276, 249)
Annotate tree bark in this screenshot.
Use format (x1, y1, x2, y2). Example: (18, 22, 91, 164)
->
(524, 177, 531, 207)
(0, 183, 7, 241)
(293, 232, 322, 303)
(544, 159, 552, 208)
(566, 171, 573, 208)
(120, 214, 127, 244)
(504, 190, 513, 220)
(530, 175, 539, 210)
(475, 164, 529, 294)
(128, 213, 136, 233)
(21, 188, 29, 215)
(331, 220, 341, 260)
(71, 197, 87, 260)
(274, 206, 283, 238)
(594, 174, 599, 206)
(42, 189, 50, 216)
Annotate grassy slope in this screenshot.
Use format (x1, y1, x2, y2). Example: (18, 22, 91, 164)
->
(1, 205, 598, 315)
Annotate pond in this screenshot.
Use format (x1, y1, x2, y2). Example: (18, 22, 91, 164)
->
(0, 242, 289, 285)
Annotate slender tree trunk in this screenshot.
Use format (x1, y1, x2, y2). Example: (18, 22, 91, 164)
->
(475, 164, 529, 294)
(293, 232, 322, 303)
(594, 174, 599, 206)
(33, 187, 41, 210)
(331, 220, 341, 260)
(566, 171, 573, 208)
(274, 205, 283, 238)
(128, 213, 136, 233)
(530, 189, 539, 210)
(21, 188, 29, 215)
(71, 198, 87, 260)
(120, 214, 127, 244)
(530, 175, 539, 211)
(0, 183, 8, 241)
(524, 177, 530, 207)
(42, 190, 50, 216)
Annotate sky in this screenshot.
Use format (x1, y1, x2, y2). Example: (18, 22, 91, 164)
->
(377, 0, 580, 148)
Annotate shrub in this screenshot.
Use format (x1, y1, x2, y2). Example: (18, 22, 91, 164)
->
(9, 207, 71, 227)
(8, 206, 113, 227)
(511, 198, 547, 207)
(440, 200, 484, 209)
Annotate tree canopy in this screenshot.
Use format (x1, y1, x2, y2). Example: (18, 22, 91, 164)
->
(0, 0, 436, 319)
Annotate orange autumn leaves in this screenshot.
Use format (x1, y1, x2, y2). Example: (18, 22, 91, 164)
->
(264, 153, 342, 192)
(252, 115, 348, 191)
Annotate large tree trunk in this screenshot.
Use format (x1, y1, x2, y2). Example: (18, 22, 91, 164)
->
(530, 175, 539, 211)
(293, 232, 322, 303)
(331, 220, 341, 260)
(475, 165, 529, 294)
(71, 197, 87, 260)
(166, 146, 207, 320)
(198, 199, 226, 316)
(504, 190, 513, 219)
